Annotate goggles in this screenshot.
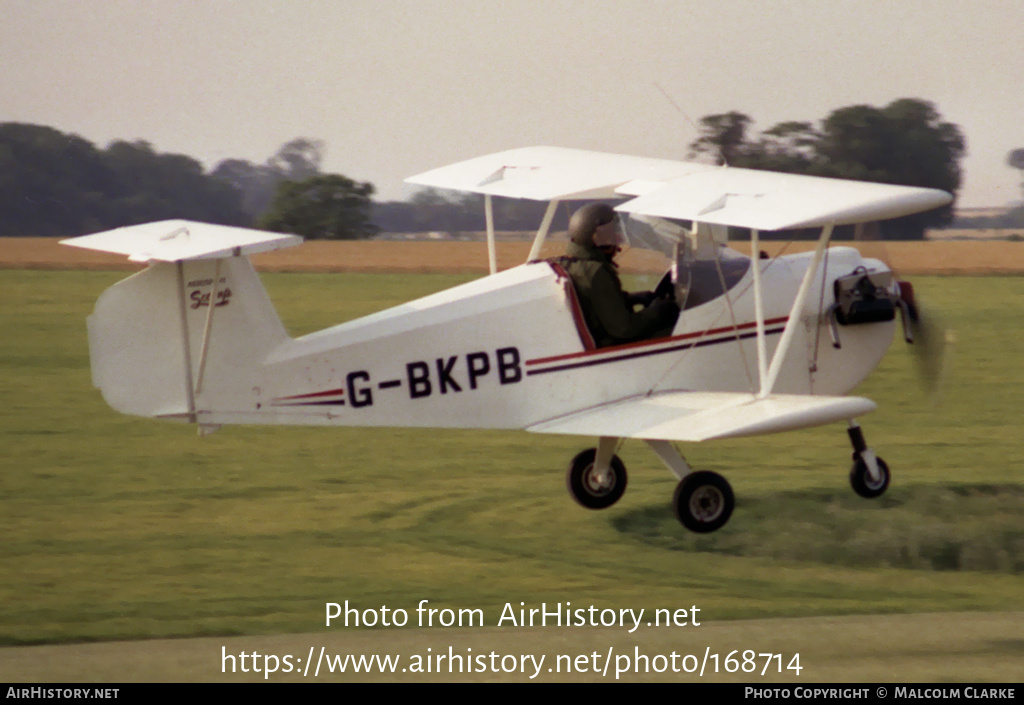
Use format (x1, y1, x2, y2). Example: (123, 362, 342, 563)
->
(592, 216, 624, 248)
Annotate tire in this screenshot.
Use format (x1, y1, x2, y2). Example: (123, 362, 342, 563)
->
(566, 448, 627, 509)
(673, 471, 734, 533)
(849, 456, 890, 498)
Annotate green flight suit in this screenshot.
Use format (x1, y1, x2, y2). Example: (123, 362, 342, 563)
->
(560, 240, 678, 348)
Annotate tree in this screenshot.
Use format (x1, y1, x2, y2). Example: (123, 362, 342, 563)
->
(743, 121, 821, 173)
(401, 187, 486, 233)
(211, 138, 326, 221)
(267, 138, 324, 181)
(688, 111, 752, 165)
(0, 123, 247, 236)
(104, 140, 248, 226)
(817, 100, 963, 191)
(816, 99, 964, 236)
(258, 174, 378, 239)
(689, 99, 965, 238)
(210, 158, 281, 220)
(1009, 148, 1024, 201)
(0, 123, 115, 236)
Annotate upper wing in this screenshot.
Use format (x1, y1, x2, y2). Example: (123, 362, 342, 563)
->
(526, 390, 876, 442)
(406, 146, 952, 231)
(615, 167, 951, 231)
(406, 146, 712, 201)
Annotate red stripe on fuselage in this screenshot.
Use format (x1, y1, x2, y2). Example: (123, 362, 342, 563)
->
(526, 316, 789, 367)
(273, 387, 347, 402)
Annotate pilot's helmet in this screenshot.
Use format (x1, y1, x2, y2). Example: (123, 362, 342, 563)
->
(568, 203, 623, 248)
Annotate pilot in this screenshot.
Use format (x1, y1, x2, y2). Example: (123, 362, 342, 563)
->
(559, 203, 679, 347)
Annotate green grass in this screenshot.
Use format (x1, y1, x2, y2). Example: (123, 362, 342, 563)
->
(1, 270, 1022, 649)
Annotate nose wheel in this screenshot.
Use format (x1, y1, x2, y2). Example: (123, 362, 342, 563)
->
(847, 422, 890, 498)
(850, 456, 890, 498)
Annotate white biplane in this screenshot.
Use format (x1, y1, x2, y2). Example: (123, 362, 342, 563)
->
(62, 146, 951, 532)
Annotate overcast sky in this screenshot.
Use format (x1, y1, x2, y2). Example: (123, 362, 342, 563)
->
(3, 0, 1022, 207)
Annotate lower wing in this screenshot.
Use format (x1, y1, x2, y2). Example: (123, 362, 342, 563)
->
(526, 391, 875, 442)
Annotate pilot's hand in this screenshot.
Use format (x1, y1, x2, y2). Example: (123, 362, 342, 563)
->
(648, 297, 680, 324)
(627, 291, 656, 307)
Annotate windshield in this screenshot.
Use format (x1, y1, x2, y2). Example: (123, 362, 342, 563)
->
(675, 247, 750, 310)
(621, 213, 681, 259)
(622, 214, 750, 310)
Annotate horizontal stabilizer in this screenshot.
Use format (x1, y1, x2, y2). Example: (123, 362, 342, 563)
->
(406, 146, 952, 231)
(526, 391, 876, 442)
(60, 220, 302, 262)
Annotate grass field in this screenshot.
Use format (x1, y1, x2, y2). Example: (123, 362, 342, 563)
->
(1, 267, 1022, 682)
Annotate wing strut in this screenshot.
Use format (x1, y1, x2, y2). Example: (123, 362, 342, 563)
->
(760, 223, 835, 396)
(526, 200, 559, 263)
(194, 258, 221, 395)
(174, 261, 199, 424)
(484, 195, 497, 275)
(750, 229, 768, 390)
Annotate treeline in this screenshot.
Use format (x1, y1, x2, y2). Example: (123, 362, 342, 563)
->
(0, 123, 249, 237)
(0, 126, 379, 238)
(1, 99, 970, 239)
(955, 207, 1024, 230)
(0, 122, 546, 238)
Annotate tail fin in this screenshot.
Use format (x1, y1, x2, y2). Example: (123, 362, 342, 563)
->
(62, 221, 302, 425)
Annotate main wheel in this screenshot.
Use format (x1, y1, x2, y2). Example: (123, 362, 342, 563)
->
(849, 456, 890, 498)
(566, 448, 627, 509)
(673, 471, 734, 533)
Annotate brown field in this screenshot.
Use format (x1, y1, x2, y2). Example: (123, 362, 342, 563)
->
(2, 235, 1023, 275)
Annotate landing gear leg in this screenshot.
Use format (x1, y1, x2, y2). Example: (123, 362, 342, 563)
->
(644, 439, 691, 480)
(566, 436, 627, 509)
(847, 421, 890, 498)
(646, 440, 735, 533)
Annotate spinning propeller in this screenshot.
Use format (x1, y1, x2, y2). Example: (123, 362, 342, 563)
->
(896, 280, 950, 397)
(853, 225, 951, 398)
